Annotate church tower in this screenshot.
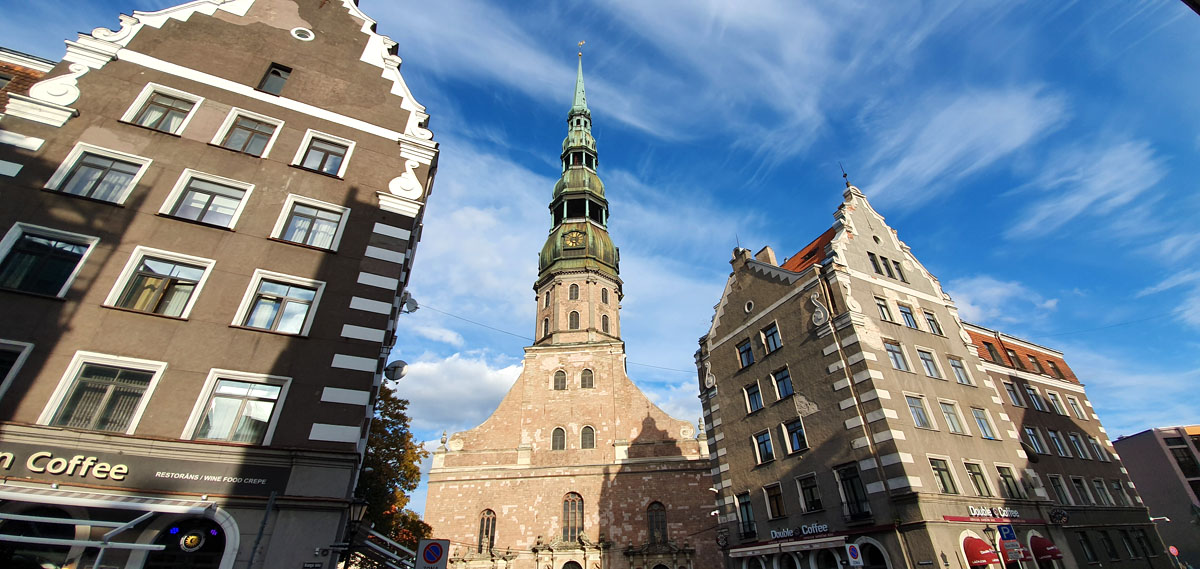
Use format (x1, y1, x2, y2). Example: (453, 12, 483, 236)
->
(424, 54, 719, 569)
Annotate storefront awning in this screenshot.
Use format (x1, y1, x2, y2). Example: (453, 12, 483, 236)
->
(963, 537, 1001, 566)
(1030, 536, 1063, 560)
(780, 535, 845, 553)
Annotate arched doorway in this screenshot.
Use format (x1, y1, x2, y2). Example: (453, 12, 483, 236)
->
(860, 542, 890, 569)
(0, 506, 75, 569)
(652, 564, 670, 569)
(143, 517, 225, 569)
(813, 549, 840, 569)
(563, 562, 583, 569)
(777, 552, 802, 569)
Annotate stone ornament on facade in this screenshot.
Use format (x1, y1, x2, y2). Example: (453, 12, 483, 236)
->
(810, 292, 829, 326)
(388, 159, 425, 199)
(27, 64, 89, 106)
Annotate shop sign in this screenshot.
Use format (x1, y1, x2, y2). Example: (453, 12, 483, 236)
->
(968, 506, 1019, 518)
(770, 522, 830, 540)
(0, 441, 290, 496)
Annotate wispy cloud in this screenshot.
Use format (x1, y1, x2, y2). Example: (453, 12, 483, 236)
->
(946, 275, 1059, 327)
(393, 353, 523, 434)
(412, 325, 464, 347)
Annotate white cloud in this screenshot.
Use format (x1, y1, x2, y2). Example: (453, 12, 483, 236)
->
(863, 86, 1069, 207)
(1137, 271, 1200, 328)
(1006, 139, 1165, 238)
(412, 325, 465, 347)
(392, 353, 522, 435)
(946, 275, 1058, 326)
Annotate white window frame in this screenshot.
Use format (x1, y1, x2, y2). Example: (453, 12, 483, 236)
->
(231, 269, 326, 336)
(795, 473, 822, 513)
(1002, 381, 1024, 407)
(269, 194, 351, 251)
(962, 460, 994, 497)
(43, 142, 153, 205)
(1024, 426, 1048, 454)
(37, 351, 167, 436)
(1025, 384, 1046, 411)
(1045, 390, 1068, 415)
(780, 418, 808, 454)
(209, 107, 285, 158)
(995, 463, 1026, 499)
(1066, 395, 1088, 420)
(915, 346, 944, 379)
(938, 399, 968, 435)
(1048, 474, 1074, 505)
(103, 246, 216, 319)
(291, 129, 356, 178)
(0, 339, 34, 401)
(905, 393, 937, 430)
(947, 356, 973, 385)
(1070, 475, 1095, 505)
(927, 454, 962, 495)
(120, 82, 204, 135)
(771, 366, 793, 399)
(1068, 432, 1091, 459)
(760, 321, 783, 353)
(752, 430, 775, 464)
(0, 223, 100, 298)
(1046, 429, 1071, 457)
(1091, 478, 1114, 505)
(181, 368, 291, 445)
(1089, 436, 1110, 462)
(762, 482, 786, 519)
(884, 339, 911, 372)
(158, 169, 255, 229)
(744, 381, 763, 413)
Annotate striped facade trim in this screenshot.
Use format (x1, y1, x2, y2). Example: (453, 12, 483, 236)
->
(372, 222, 411, 241)
(341, 324, 386, 342)
(331, 354, 377, 372)
(364, 245, 406, 264)
(357, 272, 399, 290)
(309, 423, 360, 443)
(349, 296, 392, 315)
(321, 387, 371, 406)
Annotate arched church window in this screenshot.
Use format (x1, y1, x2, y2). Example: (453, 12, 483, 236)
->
(554, 371, 566, 390)
(477, 509, 496, 553)
(543, 318, 550, 338)
(562, 493, 584, 542)
(552, 427, 566, 450)
(581, 369, 594, 389)
(601, 288, 608, 304)
(569, 284, 579, 300)
(581, 426, 595, 449)
(569, 311, 580, 329)
(544, 291, 551, 308)
(647, 501, 667, 544)
(602, 315, 609, 333)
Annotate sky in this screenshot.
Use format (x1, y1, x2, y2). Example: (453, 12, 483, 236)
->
(4, 0, 1199, 515)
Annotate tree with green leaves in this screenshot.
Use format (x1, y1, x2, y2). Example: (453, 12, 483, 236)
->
(355, 383, 430, 549)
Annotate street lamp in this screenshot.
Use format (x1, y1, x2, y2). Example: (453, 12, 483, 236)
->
(983, 525, 997, 544)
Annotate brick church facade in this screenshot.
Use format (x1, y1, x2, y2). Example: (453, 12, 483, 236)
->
(424, 56, 719, 569)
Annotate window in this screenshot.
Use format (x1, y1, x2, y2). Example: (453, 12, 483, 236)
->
(798, 475, 822, 512)
(940, 402, 966, 434)
(884, 341, 909, 371)
(553, 371, 566, 390)
(1005, 349, 1023, 369)
(477, 510, 496, 553)
(123, 84, 201, 134)
(997, 466, 1023, 499)
(1066, 395, 1086, 419)
(1024, 386, 1045, 411)
(948, 358, 971, 385)
(746, 383, 763, 412)
(1047, 360, 1065, 379)
(568, 311, 580, 329)
(1027, 355, 1046, 374)
(1133, 529, 1155, 558)
(1088, 436, 1109, 462)
(580, 426, 595, 449)
(736, 493, 756, 537)
(836, 465, 871, 519)
(106, 247, 213, 318)
(773, 368, 793, 398)
(917, 350, 941, 378)
(930, 458, 958, 494)
(1092, 479, 1113, 505)
(892, 260, 907, 282)
(191, 372, 287, 444)
(880, 256, 896, 278)
(646, 502, 667, 544)
(867, 252, 883, 274)
(754, 431, 775, 463)
(1109, 480, 1129, 505)
(601, 288, 608, 304)
(762, 323, 782, 353)
(1071, 477, 1094, 505)
(1076, 532, 1098, 563)
(1068, 433, 1090, 459)
(214, 109, 282, 157)
(923, 311, 943, 335)
(898, 305, 919, 329)
(161, 170, 253, 229)
(542, 318, 549, 337)
(1024, 427, 1047, 454)
(1003, 382, 1023, 406)
(257, 63, 291, 95)
(544, 291, 551, 308)
(552, 427, 566, 450)
(234, 270, 324, 336)
(965, 463, 992, 497)
(601, 314, 609, 333)
(1119, 531, 1138, 558)
(580, 369, 594, 389)
(0, 73, 10, 90)
(1047, 430, 1070, 457)
(764, 484, 786, 519)
(972, 408, 998, 440)
(562, 493, 583, 542)
(784, 419, 808, 453)
(875, 297, 893, 321)
(1048, 475, 1072, 505)
(569, 283, 579, 300)
(272, 195, 350, 250)
(44, 143, 151, 204)
(0, 224, 98, 297)
(737, 340, 754, 368)
(41, 352, 165, 435)
(0, 340, 34, 400)
(983, 342, 1002, 362)
(1046, 391, 1067, 415)
(1098, 531, 1119, 560)
(293, 130, 355, 177)
(1170, 446, 1200, 477)
(906, 395, 934, 429)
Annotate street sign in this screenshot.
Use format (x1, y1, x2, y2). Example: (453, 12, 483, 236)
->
(997, 524, 1017, 541)
(417, 539, 450, 569)
(1170, 546, 1179, 556)
(846, 543, 864, 567)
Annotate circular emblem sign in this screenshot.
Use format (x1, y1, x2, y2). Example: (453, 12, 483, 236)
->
(848, 544, 861, 561)
(423, 542, 444, 564)
(180, 531, 205, 552)
(1170, 546, 1179, 556)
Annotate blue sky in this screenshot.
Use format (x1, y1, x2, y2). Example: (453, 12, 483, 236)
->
(4, 1, 1199, 513)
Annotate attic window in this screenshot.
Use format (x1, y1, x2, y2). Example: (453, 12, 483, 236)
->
(258, 63, 291, 95)
(290, 28, 314, 41)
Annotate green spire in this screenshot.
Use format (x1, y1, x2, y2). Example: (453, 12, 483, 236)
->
(571, 52, 589, 116)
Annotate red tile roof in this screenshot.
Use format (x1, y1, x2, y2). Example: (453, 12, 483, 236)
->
(780, 227, 837, 273)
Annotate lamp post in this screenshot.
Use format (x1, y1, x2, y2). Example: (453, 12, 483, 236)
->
(982, 526, 998, 568)
(341, 498, 369, 567)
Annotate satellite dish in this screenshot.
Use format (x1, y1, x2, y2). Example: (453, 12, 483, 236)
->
(1020, 442, 1040, 463)
(404, 297, 419, 313)
(384, 360, 408, 381)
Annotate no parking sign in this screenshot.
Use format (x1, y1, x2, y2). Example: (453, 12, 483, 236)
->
(846, 543, 864, 567)
(417, 539, 450, 569)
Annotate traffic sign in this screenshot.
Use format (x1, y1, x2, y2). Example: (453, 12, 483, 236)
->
(846, 543, 864, 567)
(417, 539, 450, 569)
(1170, 546, 1179, 556)
(997, 524, 1017, 541)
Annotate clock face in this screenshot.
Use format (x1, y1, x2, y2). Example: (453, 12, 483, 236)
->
(564, 231, 586, 248)
(1049, 508, 1069, 525)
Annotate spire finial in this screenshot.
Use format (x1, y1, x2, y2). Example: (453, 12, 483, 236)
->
(839, 162, 851, 188)
(571, 43, 589, 114)
(578, 40, 585, 58)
